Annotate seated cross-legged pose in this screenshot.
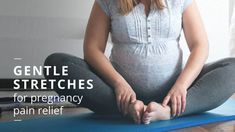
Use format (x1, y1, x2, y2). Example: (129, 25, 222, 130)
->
(44, 0, 235, 124)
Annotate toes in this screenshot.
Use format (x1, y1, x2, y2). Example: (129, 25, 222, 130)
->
(143, 112, 148, 119)
(133, 101, 144, 124)
(133, 100, 144, 111)
(143, 115, 150, 122)
(143, 115, 151, 124)
(129, 100, 144, 114)
(146, 102, 158, 112)
(142, 102, 159, 124)
(132, 111, 141, 124)
(145, 121, 150, 125)
(128, 100, 146, 124)
(143, 119, 150, 125)
(136, 112, 141, 124)
(143, 112, 152, 124)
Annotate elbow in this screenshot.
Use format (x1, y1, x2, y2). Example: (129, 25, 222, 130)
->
(199, 44, 209, 61)
(200, 42, 209, 60)
(83, 44, 102, 64)
(83, 49, 89, 61)
(202, 41, 209, 60)
(190, 41, 209, 61)
(84, 54, 89, 63)
(204, 46, 209, 60)
(83, 45, 92, 63)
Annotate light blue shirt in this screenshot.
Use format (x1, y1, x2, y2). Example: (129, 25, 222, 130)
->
(96, 0, 193, 96)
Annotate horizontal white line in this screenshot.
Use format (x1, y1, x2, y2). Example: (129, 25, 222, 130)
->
(14, 119, 22, 122)
(14, 58, 23, 60)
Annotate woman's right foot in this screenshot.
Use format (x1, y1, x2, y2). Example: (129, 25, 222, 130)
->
(128, 100, 146, 124)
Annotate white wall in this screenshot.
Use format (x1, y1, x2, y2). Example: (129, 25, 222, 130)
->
(230, 0, 235, 56)
(230, 0, 235, 25)
(0, 0, 230, 78)
(0, 0, 95, 78)
(181, 0, 229, 63)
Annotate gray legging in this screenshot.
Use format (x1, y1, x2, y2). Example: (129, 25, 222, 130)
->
(43, 53, 235, 117)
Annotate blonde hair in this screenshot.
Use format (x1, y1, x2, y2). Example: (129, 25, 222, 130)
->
(119, 0, 165, 15)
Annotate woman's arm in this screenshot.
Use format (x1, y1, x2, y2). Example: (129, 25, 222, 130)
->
(84, 1, 136, 115)
(163, 0, 209, 117)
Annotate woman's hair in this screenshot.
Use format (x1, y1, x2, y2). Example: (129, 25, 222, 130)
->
(119, 0, 165, 15)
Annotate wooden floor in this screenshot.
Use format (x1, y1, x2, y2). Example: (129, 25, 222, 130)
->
(1, 94, 235, 132)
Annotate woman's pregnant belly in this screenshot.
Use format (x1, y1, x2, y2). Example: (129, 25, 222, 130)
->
(110, 40, 183, 101)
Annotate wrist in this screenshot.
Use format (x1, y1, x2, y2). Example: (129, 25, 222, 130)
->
(173, 82, 188, 90)
(113, 77, 125, 88)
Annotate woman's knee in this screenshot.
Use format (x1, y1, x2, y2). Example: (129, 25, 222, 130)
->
(218, 58, 235, 88)
(43, 53, 89, 77)
(222, 57, 235, 73)
(44, 53, 76, 78)
(44, 52, 88, 68)
(44, 53, 70, 67)
(220, 57, 235, 65)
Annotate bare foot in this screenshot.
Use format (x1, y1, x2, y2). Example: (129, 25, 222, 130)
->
(142, 102, 171, 124)
(128, 100, 146, 124)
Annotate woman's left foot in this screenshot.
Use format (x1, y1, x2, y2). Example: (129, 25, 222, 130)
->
(142, 102, 171, 124)
(128, 100, 146, 124)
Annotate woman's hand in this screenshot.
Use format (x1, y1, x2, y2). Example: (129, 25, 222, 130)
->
(162, 85, 187, 117)
(114, 81, 136, 116)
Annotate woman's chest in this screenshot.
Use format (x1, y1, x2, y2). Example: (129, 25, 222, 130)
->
(109, 1, 183, 43)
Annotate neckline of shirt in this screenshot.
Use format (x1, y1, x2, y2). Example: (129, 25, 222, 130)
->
(135, 2, 156, 18)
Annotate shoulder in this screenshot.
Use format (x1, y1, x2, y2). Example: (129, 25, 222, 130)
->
(182, 0, 193, 12)
(95, 0, 116, 7)
(167, 0, 193, 13)
(95, 0, 118, 16)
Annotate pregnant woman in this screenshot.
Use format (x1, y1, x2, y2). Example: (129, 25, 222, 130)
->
(44, 0, 235, 124)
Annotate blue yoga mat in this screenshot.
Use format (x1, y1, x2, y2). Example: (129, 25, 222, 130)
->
(1, 99, 235, 132)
